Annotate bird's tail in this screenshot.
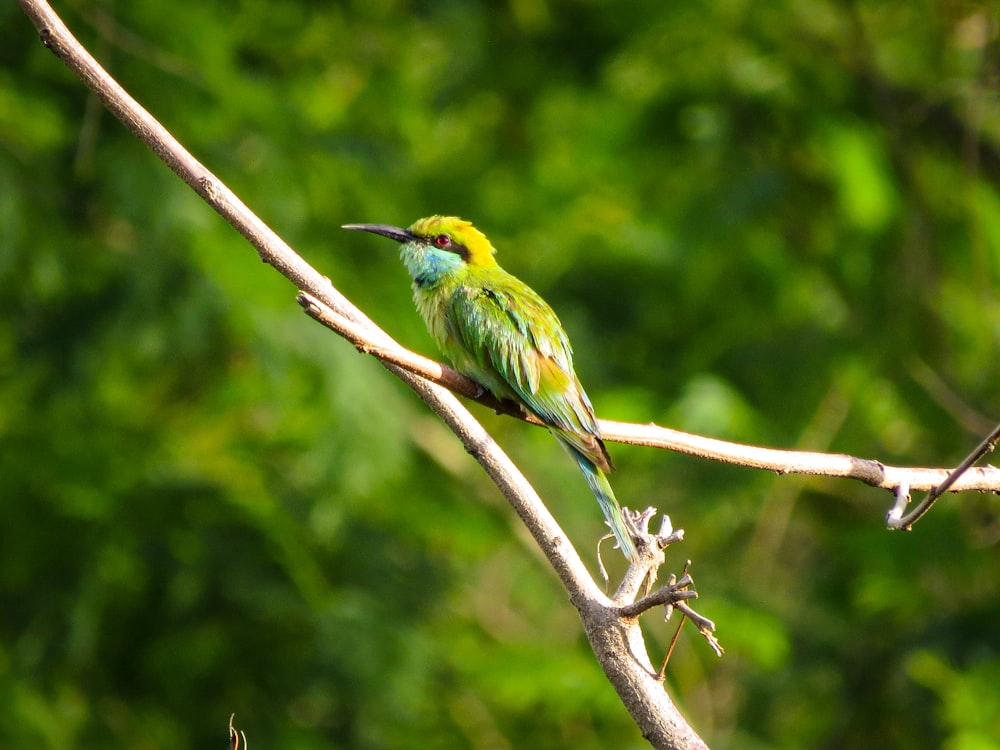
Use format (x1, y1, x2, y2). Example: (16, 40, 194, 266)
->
(558, 436, 638, 562)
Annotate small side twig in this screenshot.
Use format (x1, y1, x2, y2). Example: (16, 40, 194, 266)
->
(618, 569, 724, 659)
(618, 575, 697, 619)
(674, 599, 724, 658)
(658, 611, 687, 680)
(887, 422, 1000, 530)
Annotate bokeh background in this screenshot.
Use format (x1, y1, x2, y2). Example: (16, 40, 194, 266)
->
(2, 1, 999, 748)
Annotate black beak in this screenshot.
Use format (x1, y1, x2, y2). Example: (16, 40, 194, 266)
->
(341, 223, 415, 244)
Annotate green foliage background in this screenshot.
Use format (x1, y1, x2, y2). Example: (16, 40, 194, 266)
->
(2, 1, 999, 748)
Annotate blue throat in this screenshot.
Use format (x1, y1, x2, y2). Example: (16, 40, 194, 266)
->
(401, 243, 464, 288)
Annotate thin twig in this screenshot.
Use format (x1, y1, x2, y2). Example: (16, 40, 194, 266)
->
(888, 422, 1000, 530)
(618, 575, 697, 618)
(658, 614, 688, 681)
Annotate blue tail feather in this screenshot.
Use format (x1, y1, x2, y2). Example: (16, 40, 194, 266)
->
(558, 437, 637, 561)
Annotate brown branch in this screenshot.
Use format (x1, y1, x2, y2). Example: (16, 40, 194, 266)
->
(619, 575, 698, 619)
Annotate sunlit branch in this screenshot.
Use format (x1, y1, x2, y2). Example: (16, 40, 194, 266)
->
(887, 422, 1000, 530)
(17, 3, 712, 748)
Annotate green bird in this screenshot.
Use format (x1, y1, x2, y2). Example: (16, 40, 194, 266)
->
(342, 216, 637, 562)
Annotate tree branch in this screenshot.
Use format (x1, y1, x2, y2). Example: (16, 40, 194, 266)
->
(17, 2, 711, 747)
(887, 422, 1000, 530)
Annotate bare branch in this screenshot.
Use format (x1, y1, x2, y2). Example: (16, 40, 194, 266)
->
(888, 422, 1000, 530)
(17, 2, 709, 747)
(603, 421, 1000, 496)
(619, 575, 698, 618)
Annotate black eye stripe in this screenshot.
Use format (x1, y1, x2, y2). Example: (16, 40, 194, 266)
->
(426, 234, 470, 261)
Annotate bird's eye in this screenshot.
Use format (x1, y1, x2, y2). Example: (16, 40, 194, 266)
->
(433, 234, 450, 248)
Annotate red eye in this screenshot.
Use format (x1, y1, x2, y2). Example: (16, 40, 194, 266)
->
(433, 234, 450, 248)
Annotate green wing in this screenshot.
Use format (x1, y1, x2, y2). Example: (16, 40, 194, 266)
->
(444, 274, 611, 470)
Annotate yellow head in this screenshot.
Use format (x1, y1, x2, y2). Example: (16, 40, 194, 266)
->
(406, 216, 498, 268)
(342, 215, 500, 288)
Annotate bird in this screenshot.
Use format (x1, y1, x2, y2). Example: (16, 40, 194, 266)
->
(342, 216, 637, 562)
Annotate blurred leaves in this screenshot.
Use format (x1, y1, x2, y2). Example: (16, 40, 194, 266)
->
(2, 0, 999, 748)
